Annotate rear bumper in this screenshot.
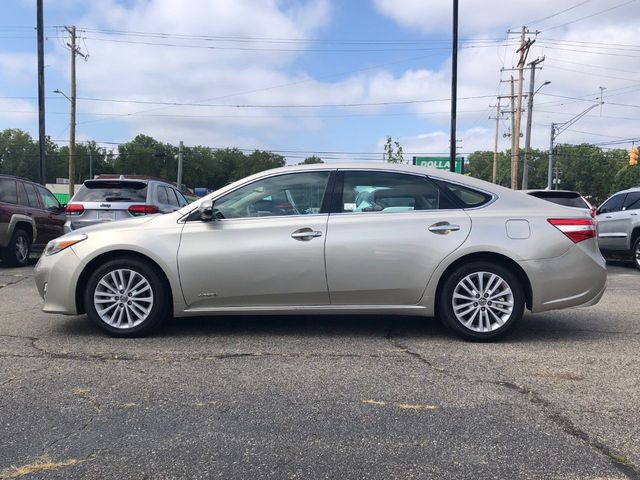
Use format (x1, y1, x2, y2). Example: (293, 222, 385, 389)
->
(519, 240, 607, 313)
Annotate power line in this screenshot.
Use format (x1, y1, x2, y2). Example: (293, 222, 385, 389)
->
(527, 0, 595, 26)
(542, 0, 638, 31)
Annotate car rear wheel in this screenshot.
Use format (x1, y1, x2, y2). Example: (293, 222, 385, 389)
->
(1, 228, 31, 267)
(439, 261, 525, 342)
(84, 257, 170, 337)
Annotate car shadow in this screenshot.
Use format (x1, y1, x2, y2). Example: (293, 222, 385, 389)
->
(51, 310, 612, 345)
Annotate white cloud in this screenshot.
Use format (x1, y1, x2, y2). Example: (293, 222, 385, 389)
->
(28, 0, 640, 162)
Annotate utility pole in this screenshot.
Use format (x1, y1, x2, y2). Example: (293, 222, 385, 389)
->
(548, 123, 556, 190)
(177, 141, 184, 189)
(64, 26, 86, 197)
(491, 100, 501, 184)
(449, 0, 459, 173)
(510, 76, 516, 185)
(522, 57, 546, 190)
(510, 26, 535, 190)
(89, 149, 93, 180)
(36, 0, 46, 186)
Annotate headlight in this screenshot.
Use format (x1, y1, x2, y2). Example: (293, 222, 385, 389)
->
(44, 233, 88, 256)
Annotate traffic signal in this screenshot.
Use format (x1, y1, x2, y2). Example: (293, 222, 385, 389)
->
(630, 147, 638, 166)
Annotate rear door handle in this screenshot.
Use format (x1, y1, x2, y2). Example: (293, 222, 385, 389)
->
(428, 222, 460, 234)
(291, 228, 323, 241)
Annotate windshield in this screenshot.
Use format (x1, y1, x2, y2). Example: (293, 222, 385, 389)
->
(73, 181, 148, 202)
(528, 192, 587, 209)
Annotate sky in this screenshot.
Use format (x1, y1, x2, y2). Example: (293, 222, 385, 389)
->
(1, 0, 640, 164)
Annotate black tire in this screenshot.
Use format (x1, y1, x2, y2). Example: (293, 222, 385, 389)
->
(633, 236, 640, 272)
(1, 228, 31, 267)
(438, 261, 525, 342)
(84, 257, 170, 337)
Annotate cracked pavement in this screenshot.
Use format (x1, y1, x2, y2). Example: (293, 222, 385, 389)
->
(0, 260, 639, 479)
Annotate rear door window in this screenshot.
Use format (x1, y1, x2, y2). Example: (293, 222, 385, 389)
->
(166, 188, 179, 207)
(599, 194, 626, 214)
(17, 181, 29, 207)
(622, 192, 640, 211)
(339, 171, 457, 213)
(73, 181, 148, 202)
(0, 178, 17, 204)
(24, 183, 42, 208)
(157, 186, 170, 205)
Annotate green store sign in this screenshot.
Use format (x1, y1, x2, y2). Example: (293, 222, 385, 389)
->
(413, 156, 464, 174)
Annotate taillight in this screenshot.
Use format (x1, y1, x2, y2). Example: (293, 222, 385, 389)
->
(128, 204, 159, 216)
(65, 203, 84, 215)
(547, 218, 596, 243)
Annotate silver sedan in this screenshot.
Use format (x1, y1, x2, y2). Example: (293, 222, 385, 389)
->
(34, 163, 607, 341)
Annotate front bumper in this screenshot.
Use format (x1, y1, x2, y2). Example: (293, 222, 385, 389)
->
(519, 240, 607, 313)
(34, 246, 83, 315)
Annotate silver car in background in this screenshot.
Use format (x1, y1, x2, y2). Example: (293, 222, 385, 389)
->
(64, 177, 189, 233)
(596, 186, 640, 270)
(35, 163, 607, 341)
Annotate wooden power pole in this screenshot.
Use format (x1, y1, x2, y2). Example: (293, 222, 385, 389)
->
(64, 26, 86, 198)
(510, 26, 535, 190)
(36, 0, 46, 186)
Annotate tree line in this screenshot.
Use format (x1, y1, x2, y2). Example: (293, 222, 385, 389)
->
(1, 128, 637, 204)
(467, 145, 639, 204)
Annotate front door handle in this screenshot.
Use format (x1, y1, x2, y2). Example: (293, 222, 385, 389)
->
(291, 228, 323, 241)
(428, 222, 461, 234)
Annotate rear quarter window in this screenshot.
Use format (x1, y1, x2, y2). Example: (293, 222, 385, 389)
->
(73, 181, 148, 202)
(434, 180, 493, 208)
(0, 179, 17, 204)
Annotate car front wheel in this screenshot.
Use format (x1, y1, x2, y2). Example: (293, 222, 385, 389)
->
(84, 257, 170, 337)
(633, 236, 640, 272)
(439, 261, 525, 342)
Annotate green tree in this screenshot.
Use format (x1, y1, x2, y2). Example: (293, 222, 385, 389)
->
(612, 164, 640, 194)
(299, 155, 323, 165)
(383, 136, 404, 164)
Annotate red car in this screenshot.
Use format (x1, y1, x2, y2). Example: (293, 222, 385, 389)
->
(0, 175, 66, 267)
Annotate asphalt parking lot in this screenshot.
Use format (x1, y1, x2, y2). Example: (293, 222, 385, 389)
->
(0, 260, 639, 479)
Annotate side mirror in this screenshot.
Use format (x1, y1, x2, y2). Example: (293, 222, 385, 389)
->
(198, 200, 214, 222)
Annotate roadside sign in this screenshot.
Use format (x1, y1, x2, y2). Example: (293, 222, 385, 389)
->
(413, 156, 464, 174)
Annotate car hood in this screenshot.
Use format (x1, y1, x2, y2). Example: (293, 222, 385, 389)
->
(63, 214, 160, 237)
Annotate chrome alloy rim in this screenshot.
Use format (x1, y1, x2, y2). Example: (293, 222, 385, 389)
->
(635, 242, 640, 269)
(93, 269, 154, 329)
(15, 236, 28, 263)
(452, 272, 514, 333)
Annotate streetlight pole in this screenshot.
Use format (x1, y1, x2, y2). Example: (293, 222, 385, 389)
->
(522, 62, 548, 190)
(449, 0, 458, 173)
(547, 99, 602, 190)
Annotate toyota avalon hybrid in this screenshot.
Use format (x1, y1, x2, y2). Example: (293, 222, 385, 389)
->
(34, 163, 607, 341)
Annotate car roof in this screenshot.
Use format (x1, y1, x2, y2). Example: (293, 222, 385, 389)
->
(0, 174, 40, 185)
(615, 186, 640, 194)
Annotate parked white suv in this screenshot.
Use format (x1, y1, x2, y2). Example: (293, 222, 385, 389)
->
(64, 176, 189, 233)
(596, 187, 640, 270)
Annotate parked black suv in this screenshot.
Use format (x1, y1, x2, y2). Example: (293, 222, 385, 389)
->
(0, 175, 65, 267)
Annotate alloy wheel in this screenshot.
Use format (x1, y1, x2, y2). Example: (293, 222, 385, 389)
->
(15, 235, 29, 263)
(451, 271, 514, 333)
(93, 269, 154, 329)
(635, 241, 640, 270)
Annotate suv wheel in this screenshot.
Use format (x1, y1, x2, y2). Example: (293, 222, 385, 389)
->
(1, 229, 31, 267)
(439, 261, 525, 342)
(84, 257, 170, 337)
(634, 236, 640, 272)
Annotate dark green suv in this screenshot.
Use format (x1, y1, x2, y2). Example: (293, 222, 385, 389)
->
(0, 175, 65, 267)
